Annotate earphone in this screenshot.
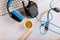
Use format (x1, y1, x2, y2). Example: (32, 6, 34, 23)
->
(7, 0, 38, 22)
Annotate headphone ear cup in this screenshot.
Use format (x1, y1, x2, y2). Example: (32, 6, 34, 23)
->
(10, 10, 24, 22)
(28, 4, 38, 18)
(26, 1, 38, 18)
(7, 0, 24, 22)
(10, 13, 22, 22)
(22, 1, 38, 18)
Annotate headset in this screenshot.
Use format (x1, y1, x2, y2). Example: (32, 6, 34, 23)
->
(7, 0, 38, 22)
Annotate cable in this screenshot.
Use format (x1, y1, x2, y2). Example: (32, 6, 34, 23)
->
(40, 11, 53, 35)
(50, 0, 54, 8)
(40, 17, 60, 35)
(39, 0, 60, 35)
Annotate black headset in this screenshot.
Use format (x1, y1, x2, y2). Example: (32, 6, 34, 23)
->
(7, 0, 38, 22)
